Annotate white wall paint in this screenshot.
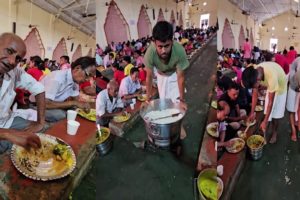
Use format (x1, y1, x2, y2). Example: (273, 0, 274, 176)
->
(96, 0, 189, 48)
(0, 0, 95, 59)
(217, 0, 258, 51)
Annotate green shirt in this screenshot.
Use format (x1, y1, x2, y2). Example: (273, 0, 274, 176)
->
(143, 42, 189, 74)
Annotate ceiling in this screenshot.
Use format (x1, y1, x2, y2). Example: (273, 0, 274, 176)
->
(228, 0, 300, 23)
(29, 0, 96, 37)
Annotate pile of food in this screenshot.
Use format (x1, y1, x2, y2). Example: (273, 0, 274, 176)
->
(113, 112, 131, 123)
(137, 94, 147, 101)
(198, 168, 223, 200)
(206, 122, 219, 138)
(247, 135, 265, 149)
(225, 138, 245, 153)
(77, 108, 96, 121)
(144, 108, 183, 124)
(96, 127, 110, 144)
(211, 100, 217, 109)
(255, 105, 264, 112)
(241, 119, 256, 127)
(11, 134, 76, 180)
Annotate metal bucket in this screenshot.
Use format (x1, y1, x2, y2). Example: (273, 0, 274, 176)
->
(96, 128, 113, 156)
(140, 99, 186, 149)
(246, 135, 264, 160)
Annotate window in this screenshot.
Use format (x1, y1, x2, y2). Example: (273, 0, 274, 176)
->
(200, 14, 210, 29)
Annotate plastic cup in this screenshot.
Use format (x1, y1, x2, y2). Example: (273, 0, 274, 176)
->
(67, 120, 80, 135)
(130, 103, 135, 110)
(67, 110, 77, 121)
(132, 98, 136, 104)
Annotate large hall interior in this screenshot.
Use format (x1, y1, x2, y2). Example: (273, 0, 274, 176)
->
(0, 0, 300, 199)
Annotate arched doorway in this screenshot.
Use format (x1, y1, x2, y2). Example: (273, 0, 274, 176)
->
(137, 5, 152, 38)
(222, 18, 235, 49)
(238, 25, 246, 50)
(104, 1, 130, 45)
(170, 10, 176, 29)
(72, 44, 82, 62)
(157, 8, 165, 22)
(52, 37, 68, 63)
(250, 28, 254, 46)
(23, 28, 45, 60)
(87, 48, 93, 57)
(179, 10, 183, 27)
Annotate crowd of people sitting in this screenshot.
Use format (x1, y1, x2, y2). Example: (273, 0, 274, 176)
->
(0, 32, 97, 152)
(216, 40, 299, 157)
(95, 23, 217, 128)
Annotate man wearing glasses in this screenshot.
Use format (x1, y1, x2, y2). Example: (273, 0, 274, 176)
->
(31, 56, 96, 122)
(0, 33, 45, 152)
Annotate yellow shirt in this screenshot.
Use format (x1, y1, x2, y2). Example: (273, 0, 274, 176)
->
(124, 63, 134, 76)
(43, 68, 51, 75)
(257, 62, 287, 94)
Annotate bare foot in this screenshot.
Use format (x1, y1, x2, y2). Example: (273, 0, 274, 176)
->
(269, 133, 277, 144)
(291, 134, 297, 142)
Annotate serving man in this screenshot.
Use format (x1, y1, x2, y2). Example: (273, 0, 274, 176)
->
(144, 21, 189, 139)
(96, 80, 124, 127)
(32, 56, 95, 122)
(242, 52, 287, 143)
(0, 33, 45, 152)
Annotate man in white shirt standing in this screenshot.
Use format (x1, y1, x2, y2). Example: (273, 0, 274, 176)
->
(0, 33, 46, 152)
(96, 80, 124, 127)
(38, 56, 95, 122)
(119, 67, 142, 103)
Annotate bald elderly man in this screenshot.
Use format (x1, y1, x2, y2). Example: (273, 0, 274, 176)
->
(96, 80, 124, 127)
(0, 33, 45, 152)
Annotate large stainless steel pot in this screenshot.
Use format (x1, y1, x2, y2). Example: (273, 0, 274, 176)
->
(140, 99, 186, 148)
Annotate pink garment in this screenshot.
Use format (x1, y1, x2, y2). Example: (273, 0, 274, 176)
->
(124, 46, 133, 56)
(60, 63, 71, 70)
(136, 56, 144, 67)
(275, 54, 289, 74)
(232, 66, 242, 84)
(96, 47, 103, 56)
(243, 41, 251, 59)
(287, 50, 298, 64)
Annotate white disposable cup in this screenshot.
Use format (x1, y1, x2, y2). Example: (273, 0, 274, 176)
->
(130, 103, 135, 110)
(67, 120, 80, 135)
(67, 110, 77, 121)
(132, 98, 136, 104)
(217, 165, 224, 176)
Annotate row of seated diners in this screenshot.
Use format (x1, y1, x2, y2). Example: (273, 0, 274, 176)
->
(95, 32, 217, 136)
(0, 55, 98, 199)
(196, 69, 266, 199)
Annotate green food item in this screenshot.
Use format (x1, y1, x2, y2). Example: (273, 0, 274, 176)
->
(198, 169, 219, 200)
(199, 178, 217, 200)
(53, 144, 68, 156)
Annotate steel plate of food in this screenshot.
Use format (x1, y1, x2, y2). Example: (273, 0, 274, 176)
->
(77, 108, 96, 121)
(10, 133, 76, 181)
(225, 138, 245, 153)
(113, 112, 131, 123)
(206, 122, 219, 138)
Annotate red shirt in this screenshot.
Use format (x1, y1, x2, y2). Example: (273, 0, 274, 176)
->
(139, 69, 146, 83)
(287, 50, 297, 64)
(27, 67, 44, 81)
(114, 70, 125, 86)
(275, 54, 289, 74)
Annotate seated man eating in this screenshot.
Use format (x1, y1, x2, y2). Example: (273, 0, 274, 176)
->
(119, 67, 142, 104)
(0, 33, 46, 152)
(96, 80, 124, 127)
(32, 56, 96, 122)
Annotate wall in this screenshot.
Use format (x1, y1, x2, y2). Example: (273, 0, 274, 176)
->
(0, 0, 95, 60)
(188, 0, 217, 29)
(259, 11, 300, 52)
(96, 0, 188, 48)
(217, 0, 259, 51)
